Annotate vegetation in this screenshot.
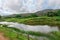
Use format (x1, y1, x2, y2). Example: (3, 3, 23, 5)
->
(0, 9, 60, 40)
(0, 25, 36, 40)
(7, 27, 60, 40)
(0, 25, 60, 40)
(2, 16, 60, 27)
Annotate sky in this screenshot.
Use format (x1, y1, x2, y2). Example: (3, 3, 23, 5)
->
(0, 0, 60, 15)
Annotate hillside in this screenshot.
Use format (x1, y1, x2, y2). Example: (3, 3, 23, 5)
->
(0, 9, 60, 40)
(1, 9, 60, 18)
(0, 9, 60, 26)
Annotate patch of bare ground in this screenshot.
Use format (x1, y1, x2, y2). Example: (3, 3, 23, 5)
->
(0, 32, 9, 40)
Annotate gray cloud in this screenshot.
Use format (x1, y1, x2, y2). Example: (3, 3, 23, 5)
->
(0, 0, 60, 15)
(0, 0, 43, 13)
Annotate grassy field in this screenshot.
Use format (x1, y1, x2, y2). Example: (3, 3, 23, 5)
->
(0, 25, 60, 40)
(0, 25, 36, 40)
(2, 16, 60, 27)
(0, 9, 60, 40)
(0, 16, 60, 40)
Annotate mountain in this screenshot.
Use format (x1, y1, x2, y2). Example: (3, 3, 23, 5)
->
(35, 9, 60, 16)
(2, 9, 60, 17)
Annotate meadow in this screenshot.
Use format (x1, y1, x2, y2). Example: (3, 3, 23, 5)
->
(3, 16, 60, 27)
(0, 25, 60, 40)
(0, 11, 60, 40)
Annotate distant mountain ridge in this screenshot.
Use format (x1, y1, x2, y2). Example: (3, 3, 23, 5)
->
(1, 9, 60, 17)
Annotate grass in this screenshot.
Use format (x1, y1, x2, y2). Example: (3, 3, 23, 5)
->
(8, 27, 60, 40)
(0, 25, 60, 40)
(0, 25, 36, 40)
(6, 27, 60, 40)
(0, 16, 60, 40)
(2, 16, 60, 27)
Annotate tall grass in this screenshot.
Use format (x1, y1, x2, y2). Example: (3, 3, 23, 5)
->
(3, 16, 60, 27)
(0, 25, 35, 40)
(0, 25, 60, 40)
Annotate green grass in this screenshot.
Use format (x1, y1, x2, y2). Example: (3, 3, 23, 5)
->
(2, 16, 60, 27)
(0, 25, 60, 40)
(0, 16, 60, 40)
(8, 27, 60, 40)
(0, 25, 36, 40)
(6, 27, 60, 40)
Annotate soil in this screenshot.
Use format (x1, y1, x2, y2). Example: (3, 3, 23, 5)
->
(0, 32, 9, 40)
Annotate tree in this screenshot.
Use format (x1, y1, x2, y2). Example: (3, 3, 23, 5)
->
(15, 15, 21, 18)
(47, 12, 57, 17)
(57, 10, 60, 16)
(30, 14, 38, 17)
(0, 15, 2, 21)
(0, 15, 2, 18)
(32, 14, 38, 17)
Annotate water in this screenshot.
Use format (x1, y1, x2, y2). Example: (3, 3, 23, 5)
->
(0, 22, 59, 40)
(0, 22, 59, 33)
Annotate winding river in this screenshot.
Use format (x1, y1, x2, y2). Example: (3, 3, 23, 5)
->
(0, 22, 59, 33)
(0, 22, 59, 40)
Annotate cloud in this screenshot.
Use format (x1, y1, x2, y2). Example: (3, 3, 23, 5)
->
(48, 0, 60, 9)
(0, 0, 60, 15)
(0, 0, 43, 13)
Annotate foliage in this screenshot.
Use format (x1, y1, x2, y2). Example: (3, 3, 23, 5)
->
(0, 25, 35, 40)
(1, 9, 60, 40)
(15, 14, 21, 18)
(0, 25, 60, 40)
(1, 16, 60, 27)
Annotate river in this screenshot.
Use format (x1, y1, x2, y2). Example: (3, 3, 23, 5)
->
(0, 22, 59, 40)
(0, 22, 59, 33)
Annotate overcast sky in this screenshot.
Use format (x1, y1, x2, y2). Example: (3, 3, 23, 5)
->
(0, 0, 60, 15)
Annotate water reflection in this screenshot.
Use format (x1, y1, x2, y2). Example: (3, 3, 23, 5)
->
(0, 22, 59, 33)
